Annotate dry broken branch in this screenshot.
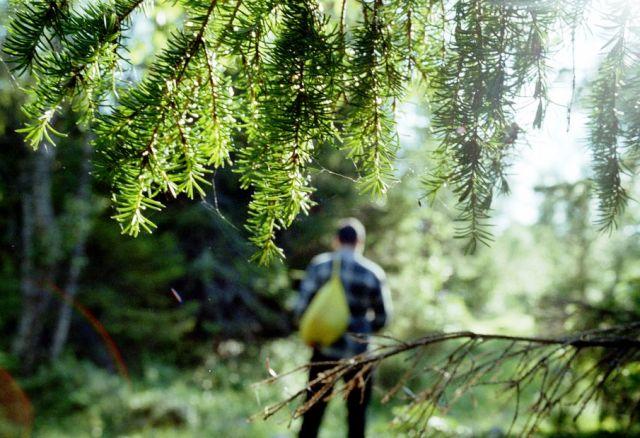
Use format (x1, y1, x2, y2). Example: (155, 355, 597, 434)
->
(257, 322, 640, 435)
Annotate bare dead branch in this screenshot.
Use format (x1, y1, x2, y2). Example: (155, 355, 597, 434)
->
(256, 323, 640, 434)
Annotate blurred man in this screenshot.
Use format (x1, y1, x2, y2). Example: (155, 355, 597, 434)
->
(295, 218, 391, 438)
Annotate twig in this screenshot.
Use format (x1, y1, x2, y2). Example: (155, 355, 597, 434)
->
(257, 324, 640, 434)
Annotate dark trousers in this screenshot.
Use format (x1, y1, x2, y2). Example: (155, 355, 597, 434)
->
(299, 350, 373, 438)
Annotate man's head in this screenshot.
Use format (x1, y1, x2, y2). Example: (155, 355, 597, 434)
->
(334, 218, 365, 252)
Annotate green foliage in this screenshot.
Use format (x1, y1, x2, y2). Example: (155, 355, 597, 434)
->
(7, 0, 144, 146)
(588, 3, 636, 231)
(79, 219, 198, 364)
(5, 0, 640, 260)
(237, 0, 340, 262)
(426, 0, 554, 252)
(342, 0, 403, 196)
(1, 78, 639, 436)
(94, 0, 228, 238)
(7, 3, 640, 433)
(17, 341, 379, 437)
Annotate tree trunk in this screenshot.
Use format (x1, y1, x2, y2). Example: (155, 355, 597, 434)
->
(12, 172, 35, 364)
(12, 145, 60, 372)
(50, 141, 93, 360)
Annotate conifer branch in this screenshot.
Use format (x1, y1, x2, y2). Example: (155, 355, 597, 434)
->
(588, 4, 631, 231)
(5, 0, 640, 261)
(344, 0, 402, 197)
(3, 0, 69, 74)
(236, 0, 339, 263)
(96, 0, 221, 236)
(427, 0, 553, 252)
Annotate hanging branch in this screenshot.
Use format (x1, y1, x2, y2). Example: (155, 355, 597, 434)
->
(588, 6, 631, 231)
(4, 0, 640, 260)
(621, 65, 640, 173)
(3, 0, 69, 74)
(5, 0, 146, 148)
(95, 0, 222, 236)
(237, 0, 340, 263)
(343, 0, 403, 197)
(427, 0, 554, 252)
(428, 0, 494, 252)
(563, 0, 592, 130)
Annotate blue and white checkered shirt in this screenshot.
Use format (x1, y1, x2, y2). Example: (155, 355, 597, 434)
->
(295, 248, 391, 359)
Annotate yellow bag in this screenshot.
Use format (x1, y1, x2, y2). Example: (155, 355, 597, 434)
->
(299, 256, 350, 347)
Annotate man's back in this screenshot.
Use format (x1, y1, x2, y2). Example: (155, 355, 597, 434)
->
(296, 218, 390, 438)
(296, 248, 390, 359)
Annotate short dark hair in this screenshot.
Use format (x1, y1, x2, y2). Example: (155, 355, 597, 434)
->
(337, 218, 365, 245)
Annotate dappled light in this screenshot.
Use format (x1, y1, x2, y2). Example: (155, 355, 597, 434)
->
(1, 0, 640, 436)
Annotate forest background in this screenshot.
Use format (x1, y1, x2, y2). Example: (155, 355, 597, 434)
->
(1, 0, 640, 436)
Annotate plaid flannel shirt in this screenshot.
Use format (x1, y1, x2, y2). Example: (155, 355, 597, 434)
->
(295, 248, 391, 359)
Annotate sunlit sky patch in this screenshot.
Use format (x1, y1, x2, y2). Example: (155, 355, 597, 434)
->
(497, 20, 603, 228)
